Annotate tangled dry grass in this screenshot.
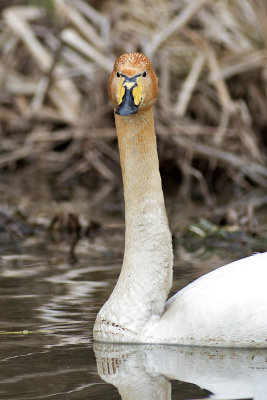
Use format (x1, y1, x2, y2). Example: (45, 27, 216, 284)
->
(0, 0, 267, 209)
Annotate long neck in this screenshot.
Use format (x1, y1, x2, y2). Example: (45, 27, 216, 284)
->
(96, 108, 173, 337)
(117, 108, 172, 272)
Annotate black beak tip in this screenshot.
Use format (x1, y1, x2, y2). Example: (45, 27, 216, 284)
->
(115, 104, 138, 116)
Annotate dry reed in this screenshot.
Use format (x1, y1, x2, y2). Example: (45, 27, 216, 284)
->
(0, 0, 267, 208)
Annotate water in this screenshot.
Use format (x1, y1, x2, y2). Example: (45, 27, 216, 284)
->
(1, 215, 267, 400)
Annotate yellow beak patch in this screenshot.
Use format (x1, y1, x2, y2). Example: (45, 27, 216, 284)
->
(132, 76, 142, 106)
(118, 75, 142, 106)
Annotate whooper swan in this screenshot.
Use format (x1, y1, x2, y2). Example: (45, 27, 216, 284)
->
(93, 52, 267, 347)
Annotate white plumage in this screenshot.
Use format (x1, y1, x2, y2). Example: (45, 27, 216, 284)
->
(143, 252, 267, 346)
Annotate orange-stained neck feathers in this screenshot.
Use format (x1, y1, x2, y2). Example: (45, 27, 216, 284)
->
(93, 53, 173, 341)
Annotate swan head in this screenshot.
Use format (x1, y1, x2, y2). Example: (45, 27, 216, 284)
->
(109, 52, 158, 116)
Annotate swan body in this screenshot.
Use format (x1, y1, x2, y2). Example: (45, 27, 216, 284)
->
(93, 52, 267, 347)
(143, 253, 267, 346)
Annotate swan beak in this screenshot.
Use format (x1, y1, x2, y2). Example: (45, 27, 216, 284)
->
(116, 75, 142, 116)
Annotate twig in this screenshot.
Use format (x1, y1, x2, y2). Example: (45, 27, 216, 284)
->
(3, 6, 81, 122)
(175, 53, 205, 116)
(185, 29, 235, 112)
(85, 150, 116, 181)
(159, 49, 170, 109)
(0, 142, 50, 168)
(30, 41, 64, 114)
(144, 0, 208, 57)
(55, 0, 107, 51)
(209, 50, 267, 82)
(74, 0, 110, 43)
(61, 28, 113, 72)
(171, 134, 267, 187)
(89, 182, 114, 208)
(214, 109, 230, 145)
(3, 7, 52, 71)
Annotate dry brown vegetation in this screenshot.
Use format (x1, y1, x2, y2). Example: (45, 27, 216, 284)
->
(0, 0, 267, 214)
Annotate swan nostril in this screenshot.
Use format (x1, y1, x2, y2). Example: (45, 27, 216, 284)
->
(116, 71, 120, 78)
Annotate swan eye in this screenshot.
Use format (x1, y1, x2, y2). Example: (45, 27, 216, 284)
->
(116, 71, 120, 78)
(142, 71, 147, 78)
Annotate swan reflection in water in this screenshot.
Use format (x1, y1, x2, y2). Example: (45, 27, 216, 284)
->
(94, 343, 267, 400)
